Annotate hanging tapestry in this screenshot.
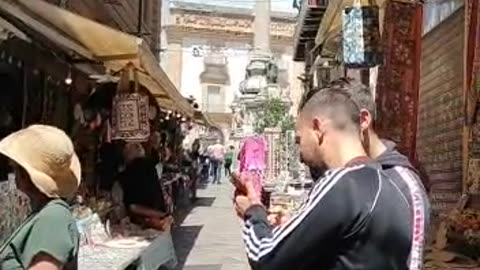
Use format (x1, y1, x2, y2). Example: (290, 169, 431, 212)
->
(342, 0, 382, 68)
(466, 0, 480, 194)
(465, 0, 480, 126)
(375, 0, 423, 162)
(111, 64, 150, 142)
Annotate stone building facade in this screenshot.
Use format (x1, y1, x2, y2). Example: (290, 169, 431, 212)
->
(162, 1, 304, 142)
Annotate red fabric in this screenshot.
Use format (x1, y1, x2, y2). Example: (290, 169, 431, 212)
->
(466, 0, 480, 125)
(375, 1, 423, 163)
(465, 0, 480, 194)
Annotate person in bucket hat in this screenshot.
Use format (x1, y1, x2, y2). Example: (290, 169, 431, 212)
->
(0, 125, 80, 270)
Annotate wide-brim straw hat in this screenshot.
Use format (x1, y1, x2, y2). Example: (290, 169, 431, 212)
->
(0, 125, 81, 198)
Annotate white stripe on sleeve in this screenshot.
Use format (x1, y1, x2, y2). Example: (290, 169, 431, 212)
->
(242, 166, 364, 261)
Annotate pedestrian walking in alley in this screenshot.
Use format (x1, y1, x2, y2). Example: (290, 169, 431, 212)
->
(0, 125, 81, 270)
(224, 145, 234, 177)
(234, 83, 413, 270)
(210, 140, 225, 184)
(206, 144, 214, 177)
(188, 139, 202, 202)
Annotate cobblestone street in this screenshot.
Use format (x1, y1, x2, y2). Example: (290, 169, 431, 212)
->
(172, 181, 249, 270)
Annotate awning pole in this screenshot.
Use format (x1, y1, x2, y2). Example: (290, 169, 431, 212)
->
(21, 66, 28, 127)
(137, 0, 143, 36)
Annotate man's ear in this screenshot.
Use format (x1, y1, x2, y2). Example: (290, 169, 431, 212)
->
(359, 109, 372, 131)
(312, 117, 325, 145)
(312, 117, 322, 132)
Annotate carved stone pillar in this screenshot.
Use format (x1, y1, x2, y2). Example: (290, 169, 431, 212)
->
(253, 0, 271, 54)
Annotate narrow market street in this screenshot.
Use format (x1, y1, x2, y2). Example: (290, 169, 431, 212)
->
(1, 0, 478, 270)
(172, 181, 249, 270)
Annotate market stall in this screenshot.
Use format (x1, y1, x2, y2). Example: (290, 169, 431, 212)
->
(0, 30, 92, 243)
(0, 2, 204, 268)
(70, 65, 200, 270)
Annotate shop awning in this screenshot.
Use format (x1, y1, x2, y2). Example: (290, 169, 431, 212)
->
(6, 0, 141, 61)
(293, 0, 328, 61)
(0, 0, 194, 117)
(0, 15, 30, 43)
(314, 0, 387, 58)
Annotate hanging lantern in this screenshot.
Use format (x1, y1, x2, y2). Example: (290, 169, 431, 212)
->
(342, 0, 382, 68)
(111, 63, 150, 142)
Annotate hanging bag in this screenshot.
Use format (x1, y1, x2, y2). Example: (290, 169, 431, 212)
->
(342, 0, 382, 68)
(111, 63, 150, 142)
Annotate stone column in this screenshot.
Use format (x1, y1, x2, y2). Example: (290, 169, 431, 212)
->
(253, 0, 271, 54)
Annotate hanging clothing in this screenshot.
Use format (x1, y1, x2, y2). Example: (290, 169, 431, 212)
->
(238, 136, 267, 172)
(237, 136, 267, 196)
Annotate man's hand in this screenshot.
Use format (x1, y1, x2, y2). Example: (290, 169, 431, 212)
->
(235, 195, 252, 218)
(231, 172, 247, 195)
(267, 206, 291, 226)
(233, 172, 262, 219)
(232, 172, 261, 198)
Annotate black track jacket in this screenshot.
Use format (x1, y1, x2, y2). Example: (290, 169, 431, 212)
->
(242, 163, 412, 270)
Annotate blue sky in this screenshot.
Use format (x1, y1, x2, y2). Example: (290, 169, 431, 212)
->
(177, 0, 296, 13)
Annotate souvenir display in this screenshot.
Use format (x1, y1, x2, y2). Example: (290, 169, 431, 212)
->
(236, 135, 267, 198)
(342, 0, 382, 68)
(446, 209, 480, 258)
(111, 64, 150, 142)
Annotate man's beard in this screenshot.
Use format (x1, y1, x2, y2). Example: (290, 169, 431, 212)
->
(308, 164, 327, 181)
(300, 153, 327, 181)
(300, 153, 328, 181)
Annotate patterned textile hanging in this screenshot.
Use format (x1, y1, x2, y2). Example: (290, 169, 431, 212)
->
(465, 0, 480, 194)
(375, 0, 423, 162)
(342, 0, 382, 68)
(466, 0, 480, 126)
(111, 63, 150, 142)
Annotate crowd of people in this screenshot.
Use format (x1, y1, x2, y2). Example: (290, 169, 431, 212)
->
(196, 140, 235, 185)
(0, 77, 431, 270)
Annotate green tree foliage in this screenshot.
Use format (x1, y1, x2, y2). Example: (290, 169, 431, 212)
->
(254, 98, 294, 133)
